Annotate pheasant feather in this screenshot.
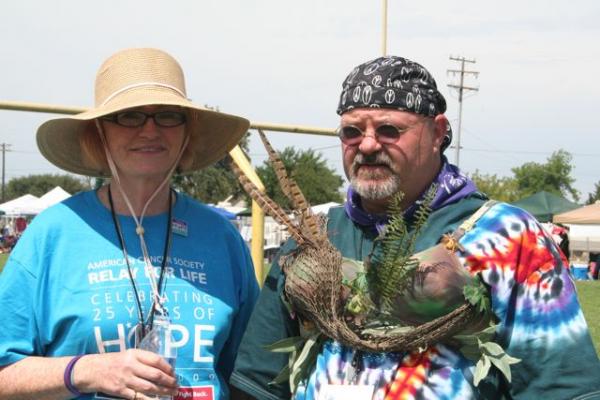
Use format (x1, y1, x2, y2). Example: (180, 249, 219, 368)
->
(229, 157, 305, 244)
(258, 129, 321, 241)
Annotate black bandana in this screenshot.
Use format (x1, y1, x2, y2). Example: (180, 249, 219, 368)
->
(336, 56, 447, 117)
(336, 55, 452, 151)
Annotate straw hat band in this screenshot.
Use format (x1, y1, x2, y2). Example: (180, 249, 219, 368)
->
(100, 82, 188, 107)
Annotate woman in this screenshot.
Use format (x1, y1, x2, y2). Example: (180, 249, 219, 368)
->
(0, 48, 259, 400)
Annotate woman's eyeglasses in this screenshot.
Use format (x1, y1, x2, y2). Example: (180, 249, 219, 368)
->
(102, 110, 186, 128)
(337, 124, 406, 146)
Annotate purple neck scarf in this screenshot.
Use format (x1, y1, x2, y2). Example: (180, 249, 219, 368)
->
(344, 157, 478, 234)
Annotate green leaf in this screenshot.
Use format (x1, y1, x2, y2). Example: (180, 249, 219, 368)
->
(292, 335, 319, 369)
(473, 324, 496, 344)
(480, 324, 496, 334)
(269, 364, 291, 385)
(289, 333, 322, 394)
(461, 346, 483, 362)
(463, 279, 491, 314)
(456, 335, 483, 362)
(340, 258, 365, 284)
(480, 341, 505, 357)
(500, 353, 521, 365)
(489, 355, 512, 383)
(456, 322, 501, 363)
(476, 340, 521, 384)
(480, 297, 491, 314)
(263, 336, 304, 353)
(346, 293, 372, 315)
(454, 333, 478, 346)
(463, 284, 482, 306)
(473, 355, 491, 386)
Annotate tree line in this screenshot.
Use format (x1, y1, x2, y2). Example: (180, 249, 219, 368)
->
(470, 149, 597, 204)
(3, 148, 598, 209)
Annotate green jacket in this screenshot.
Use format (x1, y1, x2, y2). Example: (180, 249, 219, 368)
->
(231, 196, 494, 399)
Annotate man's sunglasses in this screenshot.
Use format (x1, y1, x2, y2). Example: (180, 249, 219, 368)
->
(337, 124, 406, 146)
(102, 110, 186, 128)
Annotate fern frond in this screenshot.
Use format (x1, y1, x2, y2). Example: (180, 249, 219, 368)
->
(368, 187, 437, 311)
(379, 193, 408, 265)
(404, 184, 437, 254)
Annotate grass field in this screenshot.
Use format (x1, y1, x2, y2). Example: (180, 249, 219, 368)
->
(0, 253, 7, 274)
(0, 254, 598, 355)
(576, 280, 600, 355)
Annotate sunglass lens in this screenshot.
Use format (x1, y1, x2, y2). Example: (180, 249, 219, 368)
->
(155, 111, 185, 127)
(339, 126, 363, 144)
(376, 125, 401, 143)
(116, 111, 147, 127)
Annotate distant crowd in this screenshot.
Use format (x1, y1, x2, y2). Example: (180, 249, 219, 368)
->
(0, 217, 28, 253)
(585, 253, 600, 280)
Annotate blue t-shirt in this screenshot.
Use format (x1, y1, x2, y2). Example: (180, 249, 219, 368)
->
(0, 190, 259, 400)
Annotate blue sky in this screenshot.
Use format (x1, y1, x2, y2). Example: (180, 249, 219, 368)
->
(1, 0, 599, 201)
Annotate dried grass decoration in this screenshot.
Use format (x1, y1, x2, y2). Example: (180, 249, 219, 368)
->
(230, 130, 519, 393)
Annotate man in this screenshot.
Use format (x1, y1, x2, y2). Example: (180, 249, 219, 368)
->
(230, 56, 600, 399)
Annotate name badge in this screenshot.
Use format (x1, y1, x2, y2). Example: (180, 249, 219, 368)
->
(172, 218, 188, 237)
(319, 384, 374, 400)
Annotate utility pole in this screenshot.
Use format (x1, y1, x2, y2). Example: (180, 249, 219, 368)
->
(447, 56, 479, 167)
(381, 0, 388, 56)
(1, 143, 11, 203)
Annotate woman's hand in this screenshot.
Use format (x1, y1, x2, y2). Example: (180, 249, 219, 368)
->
(74, 349, 178, 399)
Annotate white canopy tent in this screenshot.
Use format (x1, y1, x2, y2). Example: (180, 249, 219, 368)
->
(563, 224, 600, 252)
(37, 186, 71, 211)
(554, 202, 600, 252)
(0, 194, 41, 216)
(553, 202, 600, 224)
(0, 187, 71, 216)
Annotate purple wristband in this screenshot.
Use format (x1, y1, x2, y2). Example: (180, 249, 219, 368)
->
(64, 355, 85, 397)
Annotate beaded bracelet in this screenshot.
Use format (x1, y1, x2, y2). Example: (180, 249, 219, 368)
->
(64, 355, 85, 397)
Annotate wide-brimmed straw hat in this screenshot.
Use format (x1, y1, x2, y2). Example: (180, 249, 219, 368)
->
(37, 48, 250, 177)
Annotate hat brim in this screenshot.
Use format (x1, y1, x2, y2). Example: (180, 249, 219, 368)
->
(37, 97, 249, 177)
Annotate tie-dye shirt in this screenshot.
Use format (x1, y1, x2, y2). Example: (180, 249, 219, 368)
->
(231, 199, 600, 400)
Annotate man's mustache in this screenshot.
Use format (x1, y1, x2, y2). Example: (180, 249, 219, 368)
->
(351, 152, 394, 173)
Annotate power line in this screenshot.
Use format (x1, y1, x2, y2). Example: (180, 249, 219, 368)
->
(9, 149, 39, 154)
(445, 120, 600, 158)
(447, 55, 479, 167)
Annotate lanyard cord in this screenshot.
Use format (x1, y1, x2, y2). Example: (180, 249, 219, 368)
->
(93, 117, 187, 329)
(107, 185, 174, 337)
